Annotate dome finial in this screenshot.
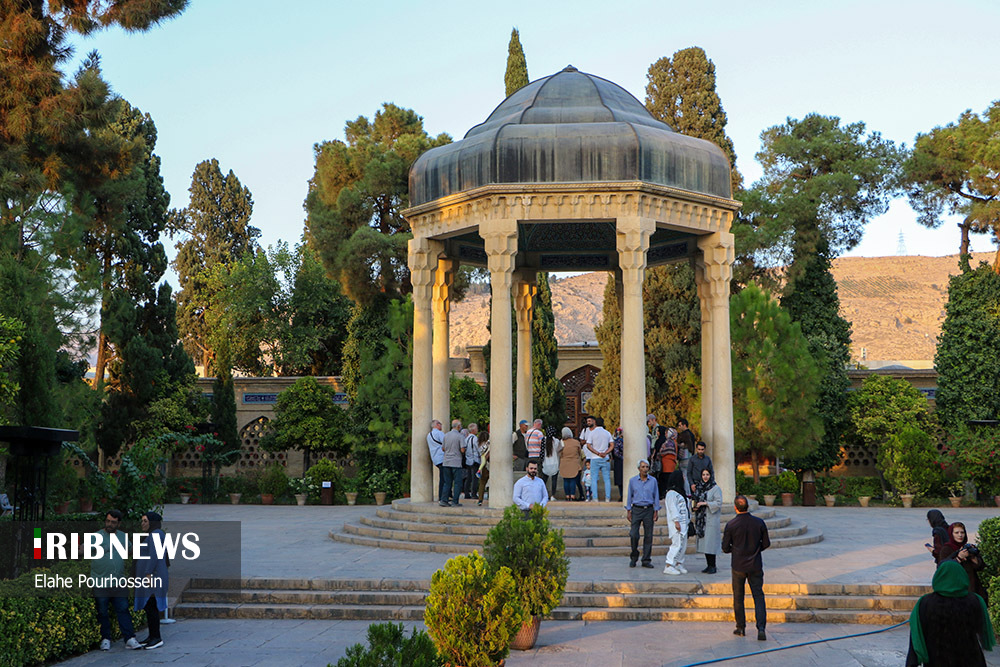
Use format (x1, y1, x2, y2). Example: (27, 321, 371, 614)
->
(562, 64, 578, 72)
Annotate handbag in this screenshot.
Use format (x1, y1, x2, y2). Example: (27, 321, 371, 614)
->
(650, 456, 662, 474)
(687, 521, 697, 538)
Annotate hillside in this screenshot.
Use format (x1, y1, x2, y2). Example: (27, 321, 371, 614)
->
(448, 252, 994, 363)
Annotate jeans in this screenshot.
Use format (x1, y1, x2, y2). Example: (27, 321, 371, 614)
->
(463, 463, 478, 497)
(94, 590, 135, 641)
(563, 477, 577, 498)
(629, 505, 655, 564)
(441, 466, 464, 505)
(435, 463, 444, 501)
(590, 458, 611, 502)
(732, 569, 766, 631)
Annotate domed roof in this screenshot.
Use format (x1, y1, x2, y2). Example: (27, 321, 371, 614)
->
(409, 66, 733, 206)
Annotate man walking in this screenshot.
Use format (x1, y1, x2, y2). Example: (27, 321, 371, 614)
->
(512, 460, 548, 517)
(427, 420, 445, 501)
(463, 423, 481, 499)
(92, 510, 142, 651)
(440, 419, 466, 507)
(676, 418, 695, 492)
(585, 417, 613, 502)
(512, 420, 529, 471)
(625, 459, 659, 568)
(722, 494, 771, 641)
(525, 418, 545, 460)
(687, 441, 714, 495)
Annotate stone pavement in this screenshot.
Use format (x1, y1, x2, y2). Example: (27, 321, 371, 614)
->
(54, 502, 1000, 666)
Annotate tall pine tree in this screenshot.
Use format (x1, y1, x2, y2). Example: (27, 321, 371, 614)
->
(504, 28, 529, 97)
(172, 158, 259, 371)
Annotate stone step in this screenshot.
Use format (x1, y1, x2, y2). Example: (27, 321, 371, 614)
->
(361, 513, 793, 535)
(378, 500, 777, 523)
(346, 520, 807, 546)
(329, 524, 823, 555)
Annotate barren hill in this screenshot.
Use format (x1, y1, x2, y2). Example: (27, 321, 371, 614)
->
(448, 252, 994, 363)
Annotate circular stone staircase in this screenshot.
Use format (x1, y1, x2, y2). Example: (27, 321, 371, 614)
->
(330, 499, 822, 557)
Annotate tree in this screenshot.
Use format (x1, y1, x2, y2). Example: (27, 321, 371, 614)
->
(586, 279, 621, 427)
(733, 113, 901, 289)
(531, 273, 566, 427)
(0, 0, 186, 427)
(730, 283, 823, 482)
(779, 240, 851, 472)
(504, 28, 529, 97)
(904, 101, 1000, 263)
(450, 376, 489, 428)
(645, 46, 742, 194)
(172, 158, 259, 371)
(847, 374, 933, 491)
(304, 104, 450, 304)
(934, 260, 1000, 428)
(263, 376, 349, 471)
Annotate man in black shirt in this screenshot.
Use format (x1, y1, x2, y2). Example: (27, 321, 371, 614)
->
(721, 494, 771, 641)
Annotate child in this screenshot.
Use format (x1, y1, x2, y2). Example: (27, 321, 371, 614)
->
(582, 460, 593, 501)
(663, 470, 690, 575)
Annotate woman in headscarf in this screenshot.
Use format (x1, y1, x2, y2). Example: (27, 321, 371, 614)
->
(693, 467, 723, 574)
(939, 521, 988, 604)
(652, 426, 677, 499)
(611, 427, 625, 501)
(905, 560, 994, 666)
(540, 425, 563, 501)
(662, 469, 690, 576)
(925, 509, 949, 564)
(558, 426, 583, 501)
(134, 511, 168, 649)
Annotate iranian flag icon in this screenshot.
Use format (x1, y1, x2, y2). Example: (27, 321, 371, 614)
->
(34, 528, 41, 559)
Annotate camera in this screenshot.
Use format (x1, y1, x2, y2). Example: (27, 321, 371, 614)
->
(961, 544, 980, 557)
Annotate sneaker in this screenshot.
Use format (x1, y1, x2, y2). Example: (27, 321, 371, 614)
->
(757, 630, 766, 641)
(733, 628, 745, 637)
(125, 637, 142, 650)
(438, 501, 450, 507)
(641, 562, 655, 569)
(629, 560, 637, 568)
(477, 500, 483, 506)
(702, 566, 717, 574)
(100, 639, 111, 651)
(137, 636, 150, 645)
(676, 564, 688, 574)
(144, 638, 164, 650)
(663, 565, 680, 575)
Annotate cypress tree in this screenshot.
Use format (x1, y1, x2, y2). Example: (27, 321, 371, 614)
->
(645, 46, 742, 194)
(586, 279, 621, 427)
(504, 28, 529, 97)
(531, 273, 565, 427)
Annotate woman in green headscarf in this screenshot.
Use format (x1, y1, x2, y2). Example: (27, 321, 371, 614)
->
(906, 560, 995, 666)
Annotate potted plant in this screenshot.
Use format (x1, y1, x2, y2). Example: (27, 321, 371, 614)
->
(425, 552, 526, 667)
(178, 481, 194, 504)
(759, 476, 777, 506)
(817, 476, 841, 507)
(947, 480, 964, 508)
(305, 458, 341, 505)
(879, 426, 940, 508)
(343, 476, 360, 506)
(482, 504, 570, 650)
(776, 470, 798, 506)
(258, 462, 288, 505)
(49, 460, 78, 514)
(77, 476, 94, 513)
(854, 477, 880, 507)
(289, 477, 316, 506)
(367, 469, 398, 506)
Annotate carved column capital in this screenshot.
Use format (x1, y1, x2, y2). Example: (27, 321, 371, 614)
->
(616, 217, 655, 297)
(432, 258, 457, 316)
(408, 237, 440, 303)
(696, 232, 735, 304)
(482, 223, 518, 290)
(513, 276, 537, 330)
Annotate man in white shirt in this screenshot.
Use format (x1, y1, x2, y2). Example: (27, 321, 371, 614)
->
(426, 420, 445, 501)
(512, 460, 548, 517)
(585, 416, 613, 502)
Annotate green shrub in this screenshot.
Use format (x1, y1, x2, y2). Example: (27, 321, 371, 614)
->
(366, 469, 399, 497)
(258, 463, 289, 497)
(332, 622, 442, 667)
(977, 516, 1000, 592)
(816, 476, 843, 496)
(842, 476, 882, 499)
(306, 459, 342, 502)
(949, 425, 1000, 498)
(424, 553, 525, 667)
(989, 577, 1000, 642)
(757, 476, 778, 496)
(0, 561, 144, 667)
(735, 470, 757, 496)
(880, 425, 942, 496)
(776, 470, 799, 494)
(483, 504, 569, 617)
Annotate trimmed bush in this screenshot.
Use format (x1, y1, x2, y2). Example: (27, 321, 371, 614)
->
(0, 561, 145, 667)
(989, 577, 1000, 641)
(305, 459, 342, 503)
(977, 516, 1000, 592)
(258, 462, 289, 498)
(332, 621, 442, 667)
(424, 553, 525, 667)
(482, 504, 569, 617)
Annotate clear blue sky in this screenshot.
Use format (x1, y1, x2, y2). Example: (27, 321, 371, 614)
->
(70, 0, 1000, 288)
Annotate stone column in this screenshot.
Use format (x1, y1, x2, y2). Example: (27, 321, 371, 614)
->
(697, 232, 736, 504)
(513, 274, 536, 425)
(408, 237, 440, 502)
(616, 217, 655, 471)
(432, 258, 456, 426)
(482, 221, 518, 507)
(694, 261, 714, 448)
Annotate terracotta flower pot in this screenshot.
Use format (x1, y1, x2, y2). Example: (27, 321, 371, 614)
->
(900, 493, 914, 508)
(763, 495, 776, 506)
(78, 498, 93, 513)
(780, 492, 793, 506)
(260, 493, 274, 505)
(949, 496, 962, 508)
(858, 496, 871, 507)
(229, 493, 242, 505)
(374, 492, 387, 506)
(823, 494, 836, 507)
(510, 616, 541, 650)
(994, 495, 1000, 508)
(345, 492, 358, 506)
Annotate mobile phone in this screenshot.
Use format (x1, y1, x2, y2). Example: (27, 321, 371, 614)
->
(925, 543, 932, 548)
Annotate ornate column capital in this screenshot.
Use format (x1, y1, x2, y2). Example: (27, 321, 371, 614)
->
(408, 237, 441, 302)
(696, 231, 734, 303)
(616, 217, 655, 297)
(482, 221, 518, 289)
(513, 274, 537, 330)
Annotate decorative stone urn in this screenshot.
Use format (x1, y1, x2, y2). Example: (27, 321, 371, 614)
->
(179, 493, 191, 505)
(229, 493, 241, 505)
(823, 494, 836, 507)
(294, 493, 307, 506)
(374, 492, 387, 506)
(858, 496, 871, 507)
(900, 494, 915, 508)
(345, 492, 358, 506)
(763, 495, 777, 506)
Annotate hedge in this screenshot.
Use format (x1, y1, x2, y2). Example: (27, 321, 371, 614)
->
(0, 560, 145, 667)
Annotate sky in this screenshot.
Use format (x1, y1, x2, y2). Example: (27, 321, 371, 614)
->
(68, 0, 1000, 289)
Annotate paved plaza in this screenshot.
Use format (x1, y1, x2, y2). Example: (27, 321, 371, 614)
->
(56, 503, 1000, 666)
